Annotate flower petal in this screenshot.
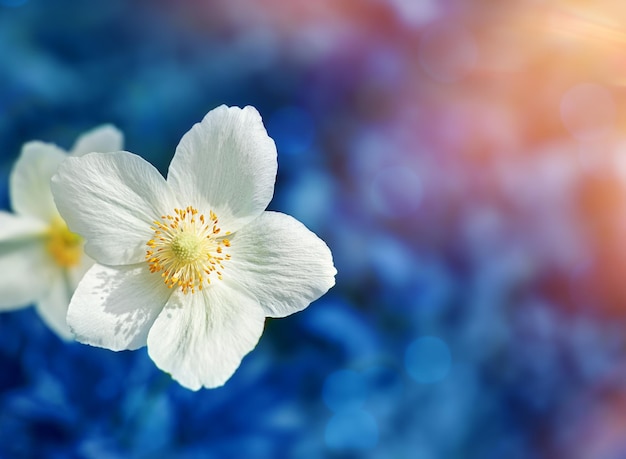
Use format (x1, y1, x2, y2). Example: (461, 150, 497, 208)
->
(51, 151, 179, 265)
(167, 105, 277, 232)
(67, 263, 171, 351)
(0, 211, 48, 242)
(35, 269, 73, 340)
(0, 238, 54, 309)
(147, 282, 265, 390)
(71, 124, 124, 157)
(227, 211, 336, 318)
(10, 141, 66, 222)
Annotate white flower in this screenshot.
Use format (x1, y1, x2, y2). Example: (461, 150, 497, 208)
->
(51, 105, 336, 390)
(0, 125, 124, 339)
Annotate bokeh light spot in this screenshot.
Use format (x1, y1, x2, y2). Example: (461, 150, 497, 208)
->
(322, 369, 367, 412)
(405, 336, 452, 383)
(325, 409, 379, 452)
(267, 106, 315, 156)
(419, 24, 477, 83)
(370, 165, 422, 217)
(560, 83, 616, 141)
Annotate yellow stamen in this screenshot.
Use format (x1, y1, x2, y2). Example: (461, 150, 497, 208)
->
(145, 206, 231, 294)
(47, 218, 82, 267)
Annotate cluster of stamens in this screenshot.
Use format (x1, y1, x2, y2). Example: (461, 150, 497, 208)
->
(47, 218, 82, 268)
(146, 206, 231, 294)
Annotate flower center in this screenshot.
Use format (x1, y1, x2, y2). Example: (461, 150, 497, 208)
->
(146, 206, 231, 294)
(47, 218, 83, 268)
(171, 232, 202, 263)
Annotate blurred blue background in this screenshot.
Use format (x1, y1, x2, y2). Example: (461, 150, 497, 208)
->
(3, 0, 626, 458)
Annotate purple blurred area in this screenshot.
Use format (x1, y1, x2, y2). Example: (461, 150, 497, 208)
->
(3, 0, 626, 458)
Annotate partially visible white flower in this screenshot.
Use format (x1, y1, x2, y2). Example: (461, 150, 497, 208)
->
(0, 125, 123, 339)
(51, 105, 336, 390)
